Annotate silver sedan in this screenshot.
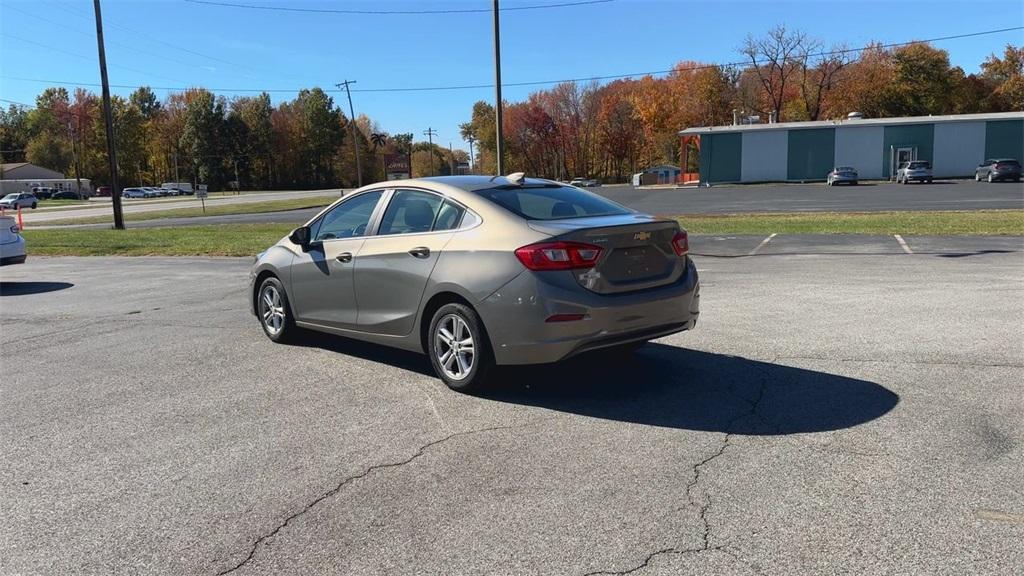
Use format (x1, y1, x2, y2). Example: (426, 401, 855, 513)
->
(249, 174, 700, 391)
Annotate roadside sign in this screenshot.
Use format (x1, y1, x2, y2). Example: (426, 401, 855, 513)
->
(196, 184, 209, 199)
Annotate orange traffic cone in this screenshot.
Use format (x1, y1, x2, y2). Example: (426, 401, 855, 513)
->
(17, 206, 24, 230)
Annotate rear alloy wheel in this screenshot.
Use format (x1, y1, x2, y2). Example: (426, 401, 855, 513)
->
(257, 276, 296, 342)
(428, 303, 493, 392)
(988, 173, 994, 183)
(975, 173, 981, 182)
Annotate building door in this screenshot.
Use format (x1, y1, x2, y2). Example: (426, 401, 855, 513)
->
(891, 147, 916, 179)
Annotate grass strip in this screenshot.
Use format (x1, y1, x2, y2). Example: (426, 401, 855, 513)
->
(40, 195, 337, 226)
(22, 224, 295, 257)
(675, 210, 1024, 236)
(20, 210, 1023, 257)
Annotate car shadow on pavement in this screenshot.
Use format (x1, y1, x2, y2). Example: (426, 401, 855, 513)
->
(0, 281, 74, 296)
(286, 330, 437, 377)
(482, 344, 899, 436)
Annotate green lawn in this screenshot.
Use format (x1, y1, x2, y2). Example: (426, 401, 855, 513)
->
(20, 210, 1023, 257)
(676, 210, 1024, 236)
(41, 195, 338, 226)
(23, 224, 295, 256)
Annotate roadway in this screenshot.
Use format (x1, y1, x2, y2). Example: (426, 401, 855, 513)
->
(3, 249, 1021, 575)
(22, 179, 1024, 230)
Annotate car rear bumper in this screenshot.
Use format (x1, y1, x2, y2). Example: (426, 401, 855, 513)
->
(0, 236, 26, 265)
(478, 258, 700, 365)
(990, 170, 1021, 180)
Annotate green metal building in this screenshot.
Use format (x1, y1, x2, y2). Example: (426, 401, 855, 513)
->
(679, 112, 1024, 183)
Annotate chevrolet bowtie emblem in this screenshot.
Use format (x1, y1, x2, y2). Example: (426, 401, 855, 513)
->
(633, 231, 651, 241)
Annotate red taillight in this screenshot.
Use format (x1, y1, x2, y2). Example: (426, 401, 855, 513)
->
(671, 230, 689, 256)
(515, 241, 603, 271)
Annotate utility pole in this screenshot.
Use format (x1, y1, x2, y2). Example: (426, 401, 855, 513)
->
(466, 135, 476, 173)
(93, 0, 124, 229)
(493, 0, 504, 175)
(335, 80, 363, 188)
(68, 118, 83, 197)
(173, 150, 179, 184)
(448, 142, 455, 175)
(234, 158, 240, 194)
(423, 127, 438, 176)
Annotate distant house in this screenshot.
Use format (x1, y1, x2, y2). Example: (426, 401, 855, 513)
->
(1, 163, 65, 180)
(0, 163, 91, 195)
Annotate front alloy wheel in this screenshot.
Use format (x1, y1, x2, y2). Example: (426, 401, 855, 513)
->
(258, 276, 295, 342)
(428, 303, 493, 392)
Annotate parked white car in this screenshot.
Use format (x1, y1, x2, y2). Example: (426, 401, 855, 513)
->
(0, 192, 38, 210)
(0, 214, 26, 266)
(570, 177, 600, 187)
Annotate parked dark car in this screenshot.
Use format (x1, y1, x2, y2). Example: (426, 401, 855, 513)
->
(51, 191, 87, 200)
(975, 159, 1021, 183)
(96, 186, 112, 197)
(31, 187, 54, 199)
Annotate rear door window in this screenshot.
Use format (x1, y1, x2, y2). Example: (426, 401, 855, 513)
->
(377, 190, 444, 235)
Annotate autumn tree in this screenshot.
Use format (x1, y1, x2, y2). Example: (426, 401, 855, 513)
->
(981, 44, 1024, 110)
(740, 24, 807, 122)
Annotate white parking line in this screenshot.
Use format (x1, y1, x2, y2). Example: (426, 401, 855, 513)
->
(748, 233, 777, 256)
(894, 234, 914, 254)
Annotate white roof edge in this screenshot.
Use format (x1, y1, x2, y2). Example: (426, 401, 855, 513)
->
(678, 111, 1024, 135)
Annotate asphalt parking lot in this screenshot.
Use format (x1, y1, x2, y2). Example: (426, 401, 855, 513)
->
(25, 179, 1024, 230)
(2, 243, 1023, 575)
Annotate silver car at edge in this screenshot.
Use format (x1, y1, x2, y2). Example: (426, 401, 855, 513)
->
(249, 174, 700, 391)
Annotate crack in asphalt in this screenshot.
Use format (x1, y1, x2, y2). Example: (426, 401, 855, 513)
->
(583, 360, 774, 576)
(215, 417, 557, 575)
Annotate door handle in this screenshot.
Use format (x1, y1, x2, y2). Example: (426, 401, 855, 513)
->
(336, 252, 353, 263)
(408, 246, 430, 258)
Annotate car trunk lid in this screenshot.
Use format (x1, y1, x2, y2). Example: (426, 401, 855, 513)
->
(528, 214, 683, 294)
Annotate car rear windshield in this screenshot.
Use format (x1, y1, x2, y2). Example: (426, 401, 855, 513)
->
(995, 160, 1020, 166)
(835, 167, 855, 172)
(476, 185, 629, 220)
(909, 161, 931, 169)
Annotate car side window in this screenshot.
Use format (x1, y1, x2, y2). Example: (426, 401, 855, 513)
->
(377, 190, 443, 235)
(312, 190, 383, 242)
(433, 200, 466, 231)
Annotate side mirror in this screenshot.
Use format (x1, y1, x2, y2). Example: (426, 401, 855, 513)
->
(289, 226, 311, 250)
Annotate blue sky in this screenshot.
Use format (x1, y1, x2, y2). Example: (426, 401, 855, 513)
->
(2, 0, 1022, 152)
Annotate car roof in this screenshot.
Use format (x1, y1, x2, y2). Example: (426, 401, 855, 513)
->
(368, 175, 561, 194)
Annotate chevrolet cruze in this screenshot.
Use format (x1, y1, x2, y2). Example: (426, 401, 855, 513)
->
(250, 174, 700, 391)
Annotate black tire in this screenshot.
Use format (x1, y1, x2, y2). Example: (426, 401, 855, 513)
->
(256, 276, 297, 343)
(427, 303, 494, 392)
(851, 181, 858, 186)
(30, 203, 37, 209)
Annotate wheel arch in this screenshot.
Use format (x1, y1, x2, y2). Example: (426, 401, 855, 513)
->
(418, 290, 482, 355)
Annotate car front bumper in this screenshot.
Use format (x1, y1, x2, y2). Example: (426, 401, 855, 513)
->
(478, 258, 700, 365)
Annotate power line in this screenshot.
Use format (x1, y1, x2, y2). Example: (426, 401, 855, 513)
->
(44, 0, 310, 83)
(183, 0, 614, 15)
(2, 3, 244, 77)
(0, 32, 192, 86)
(3, 26, 1021, 95)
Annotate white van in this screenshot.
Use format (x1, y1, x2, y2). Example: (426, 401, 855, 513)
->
(161, 182, 194, 195)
